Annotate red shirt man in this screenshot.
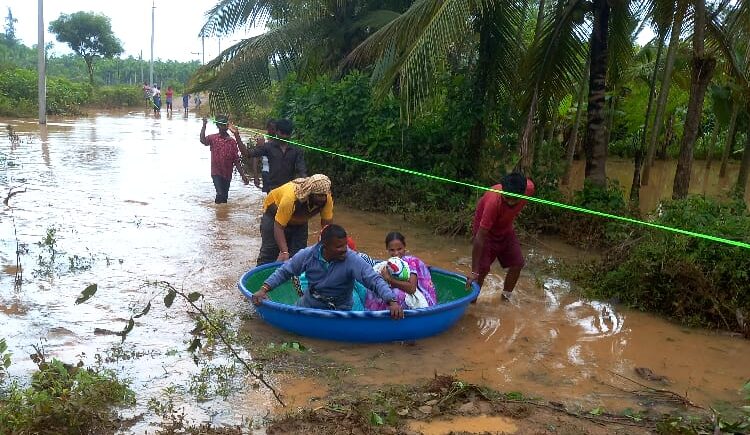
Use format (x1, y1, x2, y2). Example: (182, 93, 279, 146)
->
(468, 173, 534, 301)
(199, 115, 249, 203)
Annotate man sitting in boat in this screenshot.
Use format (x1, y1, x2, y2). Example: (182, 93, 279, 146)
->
(252, 224, 404, 319)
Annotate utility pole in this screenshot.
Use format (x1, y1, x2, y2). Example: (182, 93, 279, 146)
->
(201, 33, 205, 64)
(37, 0, 46, 124)
(139, 50, 143, 83)
(149, 0, 155, 86)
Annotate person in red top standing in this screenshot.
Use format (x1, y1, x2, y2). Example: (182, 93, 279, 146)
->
(199, 115, 249, 203)
(467, 172, 535, 301)
(165, 86, 174, 115)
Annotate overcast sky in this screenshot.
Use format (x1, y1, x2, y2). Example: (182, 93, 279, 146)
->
(2, 0, 261, 62)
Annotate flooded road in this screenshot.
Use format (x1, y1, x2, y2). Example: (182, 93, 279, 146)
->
(1, 111, 748, 431)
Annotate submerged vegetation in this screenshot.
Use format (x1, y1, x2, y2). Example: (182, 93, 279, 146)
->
(573, 196, 750, 334)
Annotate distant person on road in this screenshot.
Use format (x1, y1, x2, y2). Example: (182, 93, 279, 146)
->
(467, 172, 535, 301)
(142, 82, 152, 108)
(256, 174, 333, 265)
(199, 115, 249, 204)
(165, 86, 174, 115)
(152, 85, 161, 113)
(194, 94, 202, 111)
(235, 118, 306, 193)
(182, 93, 190, 116)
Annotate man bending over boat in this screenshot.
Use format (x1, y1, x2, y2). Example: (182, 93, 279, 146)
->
(252, 224, 404, 319)
(256, 174, 333, 265)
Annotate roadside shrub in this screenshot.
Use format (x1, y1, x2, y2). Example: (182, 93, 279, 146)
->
(575, 196, 750, 332)
(87, 85, 143, 108)
(0, 67, 88, 115)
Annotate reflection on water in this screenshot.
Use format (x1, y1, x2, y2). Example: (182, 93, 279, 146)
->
(1, 112, 749, 430)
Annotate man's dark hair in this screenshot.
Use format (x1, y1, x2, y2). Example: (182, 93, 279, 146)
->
(321, 224, 347, 244)
(501, 172, 527, 195)
(275, 118, 294, 136)
(265, 118, 276, 129)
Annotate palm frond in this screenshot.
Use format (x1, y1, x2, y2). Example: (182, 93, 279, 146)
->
(478, 1, 526, 102)
(200, 0, 326, 37)
(608, 0, 641, 85)
(189, 19, 323, 110)
(650, 0, 676, 35)
(344, 0, 477, 112)
(353, 9, 402, 30)
(706, 12, 749, 89)
(523, 0, 589, 119)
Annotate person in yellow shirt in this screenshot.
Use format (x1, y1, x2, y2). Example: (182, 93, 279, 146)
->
(257, 174, 333, 265)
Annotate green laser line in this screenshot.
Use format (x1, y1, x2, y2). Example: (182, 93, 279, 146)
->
(229, 122, 750, 250)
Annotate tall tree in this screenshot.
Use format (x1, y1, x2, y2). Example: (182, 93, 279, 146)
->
(641, 0, 686, 186)
(673, 0, 716, 199)
(583, 0, 611, 187)
(4, 7, 17, 42)
(48, 12, 123, 85)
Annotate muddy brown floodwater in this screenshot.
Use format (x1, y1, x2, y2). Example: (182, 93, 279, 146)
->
(1, 111, 748, 433)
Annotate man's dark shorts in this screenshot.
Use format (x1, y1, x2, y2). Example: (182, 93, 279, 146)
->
(477, 230, 524, 276)
(256, 213, 308, 265)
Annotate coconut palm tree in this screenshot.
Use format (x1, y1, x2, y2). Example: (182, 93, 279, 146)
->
(348, 0, 645, 185)
(672, 0, 717, 199)
(641, 0, 686, 186)
(345, 0, 530, 172)
(190, 0, 413, 113)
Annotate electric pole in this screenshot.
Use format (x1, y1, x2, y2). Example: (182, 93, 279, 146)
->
(38, 0, 46, 124)
(149, 0, 155, 86)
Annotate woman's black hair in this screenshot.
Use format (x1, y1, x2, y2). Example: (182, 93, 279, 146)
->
(321, 224, 347, 243)
(385, 231, 406, 246)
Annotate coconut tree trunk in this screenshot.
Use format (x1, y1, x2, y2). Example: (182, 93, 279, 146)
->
(630, 37, 665, 203)
(737, 125, 750, 195)
(704, 121, 720, 169)
(583, 0, 610, 187)
(719, 102, 739, 177)
(659, 112, 675, 159)
(642, 1, 687, 186)
(562, 56, 590, 185)
(518, 0, 547, 173)
(630, 145, 644, 203)
(673, 0, 716, 200)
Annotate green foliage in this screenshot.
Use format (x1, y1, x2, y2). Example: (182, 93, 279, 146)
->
(576, 196, 750, 332)
(275, 72, 482, 234)
(87, 85, 143, 107)
(0, 67, 88, 116)
(523, 179, 633, 248)
(0, 338, 10, 374)
(0, 358, 134, 433)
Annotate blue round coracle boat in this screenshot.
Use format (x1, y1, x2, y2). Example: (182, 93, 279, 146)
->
(238, 263, 480, 343)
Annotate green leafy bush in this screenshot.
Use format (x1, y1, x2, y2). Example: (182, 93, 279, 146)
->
(575, 196, 750, 332)
(0, 358, 134, 433)
(87, 84, 143, 108)
(274, 72, 479, 232)
(0, 67, 88, 116)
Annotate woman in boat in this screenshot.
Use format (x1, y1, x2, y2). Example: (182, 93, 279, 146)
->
(365, 232, 438, 310)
